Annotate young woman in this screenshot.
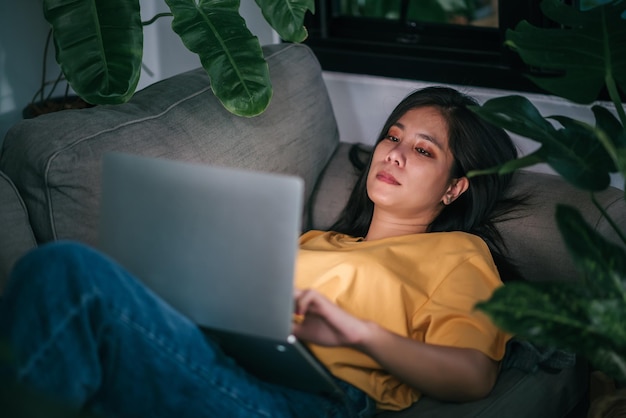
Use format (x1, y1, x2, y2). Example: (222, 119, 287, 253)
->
(0, 86, 521, 418)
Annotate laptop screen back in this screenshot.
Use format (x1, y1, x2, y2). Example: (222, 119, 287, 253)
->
(98, 153, 304, 341)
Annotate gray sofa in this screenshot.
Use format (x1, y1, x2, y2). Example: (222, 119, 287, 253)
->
(1, 42, 624, 417)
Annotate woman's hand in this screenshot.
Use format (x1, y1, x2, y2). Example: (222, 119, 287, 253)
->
(292, 289, 371, 347)
(292, 288, 499, 402)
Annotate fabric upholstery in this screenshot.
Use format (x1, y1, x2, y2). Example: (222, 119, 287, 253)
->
(0, 171, 36, 292)
(0, 43, 338, 248)
(498, 170, 626, 283)
(308, 143, 363, 231)
(377, 359, 588, 418)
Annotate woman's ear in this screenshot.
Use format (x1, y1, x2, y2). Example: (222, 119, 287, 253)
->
(442, 177, 469, 205)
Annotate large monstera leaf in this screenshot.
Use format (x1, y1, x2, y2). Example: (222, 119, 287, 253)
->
(477, 205, 626, 381)
(468, 95, 624, 191)
(256, 0, 315, 43)
(166, 0, 271, 117)
(165, 0, 313, 116)
(42, 0, 313, 116)
(469, 0, 626, 385)
(505, 0, 626, 104)
(43, 0, 143, 105)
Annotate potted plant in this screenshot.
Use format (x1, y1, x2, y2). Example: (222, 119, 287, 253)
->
(41, 0, 314, 117)
(466, 0, 626, 384)
(22, 28, 94, 119)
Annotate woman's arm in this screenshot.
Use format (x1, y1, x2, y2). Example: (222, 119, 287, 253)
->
(293, 289, 499, 402)
(357, 321, 499, 401)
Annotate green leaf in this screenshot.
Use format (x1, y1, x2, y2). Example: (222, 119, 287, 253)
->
(407, 0, 447, 22)
(469, 96, 557, 143)
(591, 105, 626, 178)
(165, 0, 272, 117)
(546, 116, 613, 189)
(476, 281, 609, 348)
(505, 0, 626, 104)
(579, 0, 616, 11)
(618, 148, 626, 185)
(255, 0, 315, 43)
(592, 105, 626, 149)
(555, 204, 626, 298)
(476, 281, 626, 380)
(43, 0, 143, 105)
(467, 153, 543, 178)
(473, 0, 626, 383)
(471, 97, 612, 190)
(552, 206, 626, 378)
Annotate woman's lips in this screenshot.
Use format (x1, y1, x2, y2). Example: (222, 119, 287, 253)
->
(376, 171, 400, 185)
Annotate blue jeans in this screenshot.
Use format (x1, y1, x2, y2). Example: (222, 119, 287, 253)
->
(0, 241, 376, 418)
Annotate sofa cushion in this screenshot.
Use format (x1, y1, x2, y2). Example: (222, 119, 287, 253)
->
(308, 142, 363, 231)
(0, 43, 338, 247)
(0, 171, 36, 291)
(376, 359, 588, 418)
(498, 170, 626, 283)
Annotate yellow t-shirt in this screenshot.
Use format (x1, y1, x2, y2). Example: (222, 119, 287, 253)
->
(296, 230, 510, 411)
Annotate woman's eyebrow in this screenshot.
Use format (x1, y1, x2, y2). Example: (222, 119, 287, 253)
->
(392, 121, 444, 150)
(416, 133, 444, 150)
(392, 122, 405, 131)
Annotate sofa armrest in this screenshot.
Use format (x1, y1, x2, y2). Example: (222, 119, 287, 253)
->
(0, 171, 37, 292)
(0, 43, 338, 248)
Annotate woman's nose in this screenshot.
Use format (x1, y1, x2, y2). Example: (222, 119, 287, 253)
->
(386, 144, 406, 166)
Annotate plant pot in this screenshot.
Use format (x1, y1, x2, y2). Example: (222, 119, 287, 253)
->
(22, 96, 94, 119)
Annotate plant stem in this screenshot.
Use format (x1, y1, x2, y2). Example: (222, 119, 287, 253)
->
(38, 29, 54, 104)
(609, 351, 626, 382)
(601, 6, 626, 126)
(605, 76, 626, 128)
(594, 124, 619, 165)
(45, 71, 65, 102)
(142, 13, 173, 26)
(592, 193, 626, 246)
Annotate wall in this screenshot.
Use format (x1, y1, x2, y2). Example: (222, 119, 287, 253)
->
(0, 0, 52, 144)
(137, 1, 279, 92)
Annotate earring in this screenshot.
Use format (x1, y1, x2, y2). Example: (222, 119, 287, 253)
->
(445, 196, 452, 205)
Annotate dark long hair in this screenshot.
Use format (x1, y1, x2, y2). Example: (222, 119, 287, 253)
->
(331, 86, 525, 281)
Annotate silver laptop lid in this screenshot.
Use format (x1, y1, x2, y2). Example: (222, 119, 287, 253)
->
(98, 152, 304, 341)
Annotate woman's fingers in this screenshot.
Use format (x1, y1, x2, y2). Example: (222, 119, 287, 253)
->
(293, 288, 328, 316)
(292, 289, 370, 347)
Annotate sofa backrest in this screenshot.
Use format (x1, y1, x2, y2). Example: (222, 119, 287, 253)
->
(0, 43, 338, 249)
(497, 170, 625, 282)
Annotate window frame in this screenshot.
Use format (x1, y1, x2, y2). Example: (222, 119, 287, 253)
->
(303, 0, 561, 93)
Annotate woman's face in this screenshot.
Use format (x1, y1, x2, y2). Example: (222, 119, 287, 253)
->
(366, 106, 465, 226)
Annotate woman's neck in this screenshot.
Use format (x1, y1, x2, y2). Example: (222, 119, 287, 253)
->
(364, 210, 431, 241)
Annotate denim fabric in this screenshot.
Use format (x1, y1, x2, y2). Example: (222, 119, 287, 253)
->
(0, 241, 376, 418)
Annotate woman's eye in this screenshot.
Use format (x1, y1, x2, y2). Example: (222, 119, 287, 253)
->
(385, 135, 399, 142)
(416, 147, 432, 157)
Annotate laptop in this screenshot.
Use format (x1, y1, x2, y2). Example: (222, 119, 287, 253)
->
(98, 152, 343, 397)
